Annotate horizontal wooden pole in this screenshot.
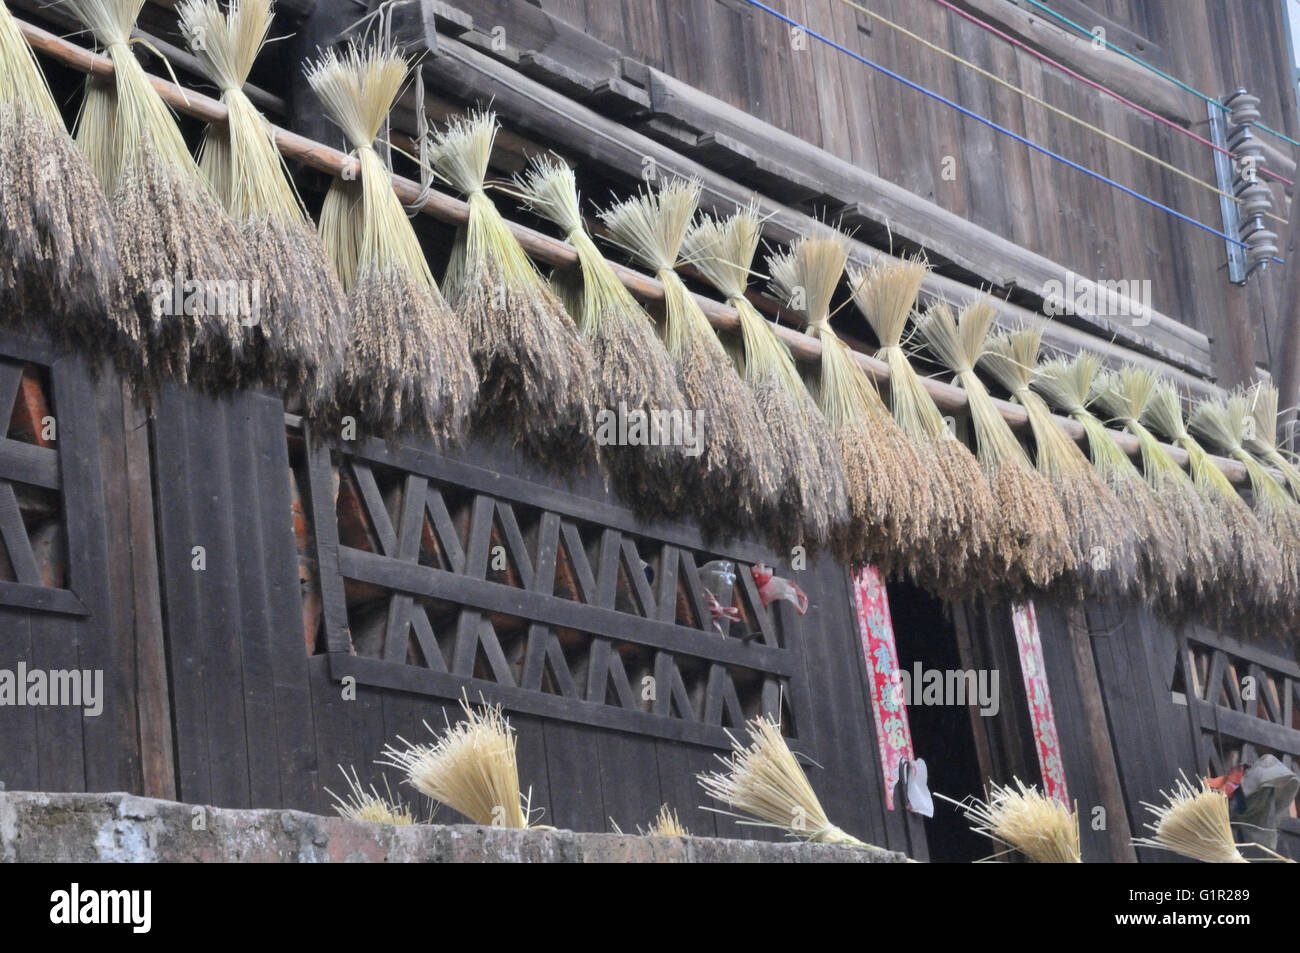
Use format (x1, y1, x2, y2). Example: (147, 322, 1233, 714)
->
(14, 15, 1253, 485)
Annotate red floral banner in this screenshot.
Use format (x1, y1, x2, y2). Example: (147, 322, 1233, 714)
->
(853, 567, 913, 810)
(1011, 601, 1069, 804)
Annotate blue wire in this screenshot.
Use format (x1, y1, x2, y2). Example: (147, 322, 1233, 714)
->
(740, 0, 1283, 265)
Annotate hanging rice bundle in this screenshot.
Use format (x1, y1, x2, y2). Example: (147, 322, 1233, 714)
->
(599, 180, 781, 534)
(0, 0, 121, 352)
(431, 112, 597, 469)
(849, 257, 998, 597)
(682, 206, 849, 551)
(1190, 393, 1300, 617)
(309, 43, 476, 441)
(1033, 353, 1184, 607)
(1243, 382, 1300, 500)
(1092, 369, 1227, 616)
(325, 764, 416, 825)
(1133, 773, 1247, 863)
(766, 235, 935, 573)
(1142, 379, 1284, 624)
(982, 329, 1141, 600)
(915, 301, 1074, 596)
(178, 0, 349, 416)
(940, 778, 1081, 863)
(380, 693, 538, 829)
(642, 804, 689, 838)
(63, 0, 253, 388)
(698, 716, 873, 847)
(515, 156, 687, 512)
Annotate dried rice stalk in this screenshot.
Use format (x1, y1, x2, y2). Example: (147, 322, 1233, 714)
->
(178, 0, 349, 416)
(62, 0, 253, 388)
(516, 156, 687, 512)
(915, 301, 1074, 596)
(600, 180, 781, 534)
(0, 1, 121, 353)
(698, 716, 872, 847)
(1243, 382, 1300, 500)
(767, 234, 935, 573)
(1133, 773, 1247, 863)
(1142, 379, 1285, 625)
(432, 112, 597, 469)
(941, 778, 1081, 863)
(850, 257, 997, 597)
(641, 804, 690, 837)
(308, 43, 476, 441)
(982, 329, 1141, 600)
(1033, 353, 1183, 607)
(379, 693, 537, 829)
(683, 206, 849, 551)
(325, 764, 416, 825)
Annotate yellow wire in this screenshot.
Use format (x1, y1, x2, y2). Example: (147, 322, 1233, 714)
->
(832, 0, 1289, 227)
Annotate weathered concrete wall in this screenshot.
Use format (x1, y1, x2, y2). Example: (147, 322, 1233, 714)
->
(0, 792, 908, 863)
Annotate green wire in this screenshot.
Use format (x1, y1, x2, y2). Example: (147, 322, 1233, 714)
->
(1022, 0, 1300, 149)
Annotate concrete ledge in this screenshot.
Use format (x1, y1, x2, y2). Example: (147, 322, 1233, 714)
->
(0, 792, 909, 863)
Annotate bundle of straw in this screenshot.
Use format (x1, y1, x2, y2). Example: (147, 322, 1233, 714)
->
(914, 301, 1074, 595)
(849, 257, 998, 597)
(1243, 382, 1300, 500)
(432, 112, 597, 469)
(642, 804, 690, 838)
(599, 180, 781, 533)
(0, 0, 121, 351)
(698, 716, 870, 847)
(1190, 393, 1300, 616)
(1133, 773, 1247, 863)
(515, 156, 688, 512)
(325, 764, 416, 825)
(1033, 353, 1184, 606)
(982, 329, 1140, 599)
(767, 235, 935, 572)
(942, 778, 1081, 863)
(682, 206, 849, 551)
(1141, 379, 1284, 623)
(178, 0, 349, 416)
(379, 694, 537, 829)
(62, 0, 252, 387)
(308, 43, 476, 441)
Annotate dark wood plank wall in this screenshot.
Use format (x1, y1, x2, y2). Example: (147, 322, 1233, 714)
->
(539, 0, 1297, 383)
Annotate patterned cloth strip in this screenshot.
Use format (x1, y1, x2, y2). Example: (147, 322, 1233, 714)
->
(853, 567, 914, 810)
(1012, 601, 1070, 804)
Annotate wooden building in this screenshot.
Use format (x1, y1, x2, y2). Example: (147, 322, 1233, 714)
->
(0, 0, 1297, 861)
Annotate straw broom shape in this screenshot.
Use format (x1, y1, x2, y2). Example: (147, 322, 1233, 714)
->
(944, 778, 1081, 863)
(1243, 382, 1300, 500)
(177, 0, 349, 416)
(766, 235, 935, 572)
(914, 301, 1074, 595)
(1190, 393, 1300, 618)
(61, 0, 253, 388)
(600, 180, 782, 533)
(849, 257, 999, 597)
(0, 0, 121, 352)
(682, 206, 850, 551)
(431, 112, 597, 469)
(1133, 773, 1247, 863)
(1142, 379, 1285, 623)
(325, 764, 416, 825)
(308, 43, 476, 441)
(1033, 353, 1185, 608)
(515, 156, 688, 513)
(379, 694, 536, 829)
(982, 329, 1141, 600)
(698, 716, 869, 846)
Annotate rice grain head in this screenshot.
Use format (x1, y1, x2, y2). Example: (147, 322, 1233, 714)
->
(1243, 383, 1300, 500)
(63, 0, 254, 390)
(600, 180, 782, 536)
(942, 778, 1081, 863)
(0, 2, 122, 355)
(431, 112, 598, 470)
(178, 0, 350, 417)
(307, 43, 476, 441)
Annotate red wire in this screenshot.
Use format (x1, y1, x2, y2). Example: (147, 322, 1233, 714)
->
(931, 0, 1296, 189)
